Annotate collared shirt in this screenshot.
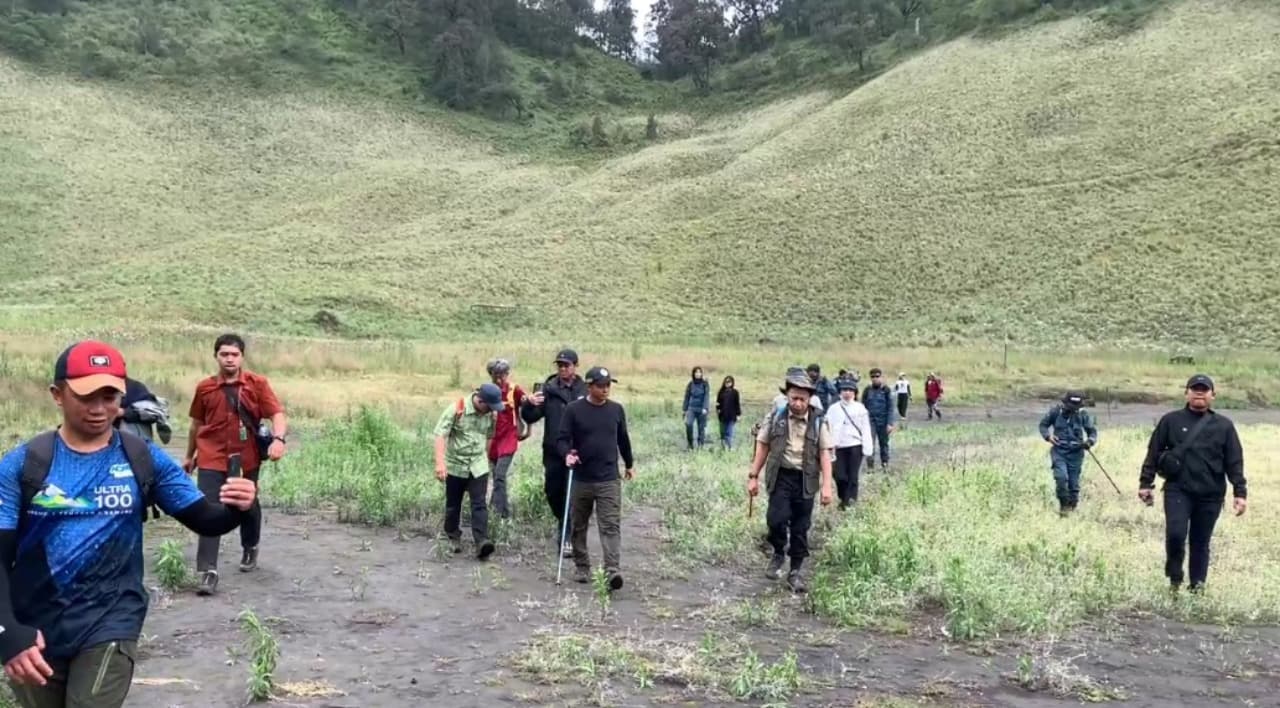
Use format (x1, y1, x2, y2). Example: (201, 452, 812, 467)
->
(434, 395, 495, 477)
(189, 370, 284, 473)
(757, 407, 833, 469)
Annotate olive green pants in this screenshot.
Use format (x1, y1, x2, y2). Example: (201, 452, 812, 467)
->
(10, 640, 136, 708)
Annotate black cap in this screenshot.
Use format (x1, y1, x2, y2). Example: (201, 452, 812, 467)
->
(1186, 374, 1214, 391)
(806, 363, 820, 374)
(554, 349, 578, 365)
(585, 366, 617, 385)
(836, 378, 857, 391)
(1062, 390, 1085, 407)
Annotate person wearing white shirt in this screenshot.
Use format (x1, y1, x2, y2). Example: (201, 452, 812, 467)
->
(827, 379, 874, 509)
(894, 373, 912, 420)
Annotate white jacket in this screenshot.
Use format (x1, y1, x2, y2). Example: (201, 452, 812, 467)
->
(827, 399, 874, 455)
(894, 379, 911, 396)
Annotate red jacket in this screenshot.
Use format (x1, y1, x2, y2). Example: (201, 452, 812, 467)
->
(488, 381, 529, 461)
(925, 378, 943, 401)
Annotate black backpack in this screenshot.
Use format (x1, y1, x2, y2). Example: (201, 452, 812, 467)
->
(19, 430, 160, 525)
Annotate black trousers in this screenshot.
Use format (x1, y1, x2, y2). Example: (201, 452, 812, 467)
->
(833, 447, 864, 505)
(444, 473, 490, 544)
(1164, 487, 1224, 587)
(197, 469, 261, 572)
(897, 393, 909, 418)
(766, 469, 814, 566)
(543, 449, 572, 540)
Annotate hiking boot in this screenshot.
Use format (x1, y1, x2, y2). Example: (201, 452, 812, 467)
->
(196, 570, 218, 596)
(608, 572, 624, 592)
(239, 547, 259, 573)
(450, 537, 463, 554)
(787, 570, 807, 594)
(477, 541, 495, 561)
(573, 567, 591, 584)
(766, 554, 786, 580)
(1188, 583, 1204, 595)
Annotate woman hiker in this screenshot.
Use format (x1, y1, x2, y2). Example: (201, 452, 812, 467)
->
(682, 366, 711, 450)
(715, 375, 743, 451)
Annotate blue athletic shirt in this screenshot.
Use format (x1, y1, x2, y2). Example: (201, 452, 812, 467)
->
(0, 432, 204, 658)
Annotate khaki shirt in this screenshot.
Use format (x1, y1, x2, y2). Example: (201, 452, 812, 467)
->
(433, 395, 495, 477)
(757, 407, 833, 469)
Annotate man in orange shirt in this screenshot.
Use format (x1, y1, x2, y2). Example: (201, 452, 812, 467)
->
(183, 334, 288, 596)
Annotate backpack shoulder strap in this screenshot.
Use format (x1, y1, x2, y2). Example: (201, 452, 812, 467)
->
(118, 430, 159, 520)
(19, 431, 59, 511)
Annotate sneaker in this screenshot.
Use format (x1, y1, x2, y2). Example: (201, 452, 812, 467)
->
(239, 547, 258, 573)
(786, 570, 807, 594)
(477, 541, 495, 561)
(608, 572, 624, 592)
(196, 570, 219, 596)
(573, 567, 591, 584)
(1188, 583, 1204, 595)
(450, 538, 463, 554)
(766, 554, 786, 580)
(561, 541, 574, 558)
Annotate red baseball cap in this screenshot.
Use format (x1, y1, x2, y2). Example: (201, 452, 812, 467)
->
(54, 341, 127, 396)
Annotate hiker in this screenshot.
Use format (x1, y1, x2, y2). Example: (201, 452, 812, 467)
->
(1038, 391, 1098, 516)
(861, 368, 898, 470)
(894, 373, 911, 420)
(747, 369, 834, 593)
(557, 366, 635, 591)
(827, 378, 873, 510)
(485, 358, 531, 519)
(715, 375, 743, 451)
(434, 383, 505, 560)
(925, 373, 944, 420)
(115, 377, 173, 444)
(183, 334, 287, 595)
(682, 367, 711, 450)
(521, 348, 587, 558)
(836, 369, 860, 399)
(807, 364, 839, 410)
(0, 341, 256, 708)
(1139, 375, 1246, 593)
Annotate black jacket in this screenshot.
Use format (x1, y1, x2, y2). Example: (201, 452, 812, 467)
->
(1140, 407, 1246, 499)
(521, 373, 588, 452)
(716, 388, 742, 423)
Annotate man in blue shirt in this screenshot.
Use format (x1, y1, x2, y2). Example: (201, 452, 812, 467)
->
(0, 341, 258, 708)
(1038, 390, 1099, 516)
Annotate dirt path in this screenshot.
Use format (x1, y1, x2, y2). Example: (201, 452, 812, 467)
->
(133, 513, 1280, 707)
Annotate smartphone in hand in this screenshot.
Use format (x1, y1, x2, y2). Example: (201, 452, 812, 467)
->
(227, 453, 242, 479)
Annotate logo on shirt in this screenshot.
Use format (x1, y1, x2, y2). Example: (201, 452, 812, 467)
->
(30, 484, 94, 511)
(109, 464, 135, 479)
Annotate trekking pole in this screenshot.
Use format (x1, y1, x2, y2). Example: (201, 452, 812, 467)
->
(556, 465, 575, 585)
(1086, 448, 1123, 497)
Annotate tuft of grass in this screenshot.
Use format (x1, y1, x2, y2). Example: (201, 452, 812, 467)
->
(728, 648, 802, 703)
(1012, 642, 1128, 702)
(237, 608, 280, 703)
(152, 539, 190, 591)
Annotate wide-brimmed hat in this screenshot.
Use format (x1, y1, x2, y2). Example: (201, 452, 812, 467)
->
(782, 369, 817, 393)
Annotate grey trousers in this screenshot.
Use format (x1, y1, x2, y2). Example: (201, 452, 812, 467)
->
(489, 455, 514, 519)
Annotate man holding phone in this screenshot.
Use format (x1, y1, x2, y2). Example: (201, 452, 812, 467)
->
(521, 349, 587, 558)
(184, 334, 288, 596)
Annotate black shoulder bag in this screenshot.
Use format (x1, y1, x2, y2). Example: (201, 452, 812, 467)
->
(223, 385, 273, 458)
(1156, 412, 1213, 481)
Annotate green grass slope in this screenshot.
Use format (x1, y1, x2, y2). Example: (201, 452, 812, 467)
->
(1, 0, 1277, 345)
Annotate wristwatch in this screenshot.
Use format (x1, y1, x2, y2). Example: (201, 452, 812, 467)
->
(273, 435, 287, 444)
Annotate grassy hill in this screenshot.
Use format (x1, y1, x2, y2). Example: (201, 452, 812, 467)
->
(1, 0, 1277, 346)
